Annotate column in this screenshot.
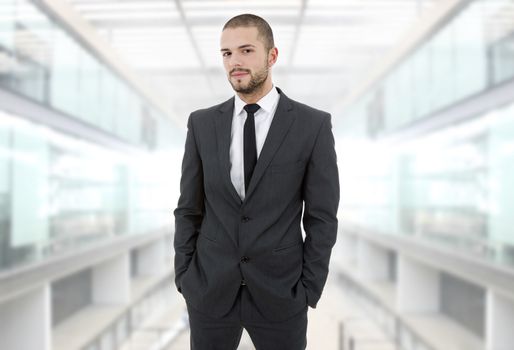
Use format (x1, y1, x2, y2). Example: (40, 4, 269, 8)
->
(397, 254, 440, 312)
(486, 290, 514, 350)
(0, 285, 51, 350)
(136, 238, 166, 276)
(92, 253, 130, 304)
(356, 239, 390, 281)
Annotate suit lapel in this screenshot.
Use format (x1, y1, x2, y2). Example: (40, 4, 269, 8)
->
(214, 88, 296, 207)
(214, 97, 242, 205)
(244, 88, 295, 203)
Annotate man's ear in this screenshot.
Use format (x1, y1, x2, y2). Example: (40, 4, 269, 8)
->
(268, 47, 278, 67)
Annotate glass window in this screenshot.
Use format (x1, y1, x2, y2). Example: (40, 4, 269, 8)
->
(411, 45, 431, 120)
(430, 22, 455, 112)
(453, 1, 487, 100)
(114, 86, 143, 144)
(337, 0, 514, 272)
(128, 91, 142, 144)
(8, 1, 52, 102)
(98, 64, 117, 132)
(50, 30, 80, 116)
(0, 109, 174, 273)
(15, 1, 54, 70)
(10, 123, 49, 260)
(483, 0, 514, 85)
(0, 0, 172, 149)
(383, 72, 399, 132)
(77, 51, 101, 124)
(115, 83, 132, 141)
(487, 103, 514, 253)
(0, 1, 15, 50)
(393, 59, 414, 126)
(0, 1, 180, 275)
(340, 98, 514, 268)
(490, 32, 514, 84)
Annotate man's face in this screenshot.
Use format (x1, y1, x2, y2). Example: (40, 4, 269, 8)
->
(220, 26, 272, 94)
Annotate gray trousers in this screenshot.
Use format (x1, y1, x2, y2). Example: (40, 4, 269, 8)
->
(186, 286, 308, 350)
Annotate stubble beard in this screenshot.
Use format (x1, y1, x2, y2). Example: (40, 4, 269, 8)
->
(229, 62, 269, 95)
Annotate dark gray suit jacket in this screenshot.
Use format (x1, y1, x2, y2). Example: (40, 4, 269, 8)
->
(174, 87, 339, 322)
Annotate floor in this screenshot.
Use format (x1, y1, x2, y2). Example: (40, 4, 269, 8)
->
(164, 270, 398, 350)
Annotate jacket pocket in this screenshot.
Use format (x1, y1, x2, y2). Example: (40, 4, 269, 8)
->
(199, 220, 218, 242)
(200, 231, 217, 243)
(272, 240, 303, 254)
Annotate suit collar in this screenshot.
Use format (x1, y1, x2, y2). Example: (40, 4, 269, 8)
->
(233, 85, 280, 117)
(218, 86, 292, 113)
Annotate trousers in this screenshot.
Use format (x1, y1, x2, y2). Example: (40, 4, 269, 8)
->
(186, 285, 308, 350)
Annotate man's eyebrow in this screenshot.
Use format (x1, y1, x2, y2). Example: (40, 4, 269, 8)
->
(220, 44, 256, 52)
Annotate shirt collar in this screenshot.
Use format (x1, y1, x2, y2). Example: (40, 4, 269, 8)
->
(234, 85, 280, 117)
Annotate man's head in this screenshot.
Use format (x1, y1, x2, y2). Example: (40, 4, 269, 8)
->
(220, 14, 278, 97)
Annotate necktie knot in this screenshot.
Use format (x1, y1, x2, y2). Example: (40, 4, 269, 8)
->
(244, 103, 260, 115)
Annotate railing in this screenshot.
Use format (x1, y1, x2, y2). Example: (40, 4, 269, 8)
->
(82, 279, 188, 350)
(337, 272, 435, 350)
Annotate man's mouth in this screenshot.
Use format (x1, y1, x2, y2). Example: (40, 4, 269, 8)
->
(231, 71, 249, 77)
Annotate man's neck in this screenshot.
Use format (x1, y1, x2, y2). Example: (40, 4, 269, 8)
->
(237, 80, 273, 104)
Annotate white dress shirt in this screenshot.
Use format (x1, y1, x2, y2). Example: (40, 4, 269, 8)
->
(230, 86, 280, 200)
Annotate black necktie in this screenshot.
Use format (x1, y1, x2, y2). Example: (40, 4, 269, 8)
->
(243, 103, 260, 192)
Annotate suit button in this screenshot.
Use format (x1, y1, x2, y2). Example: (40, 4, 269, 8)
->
(241, 216, 250, 223)
(241, 256, 250, 263)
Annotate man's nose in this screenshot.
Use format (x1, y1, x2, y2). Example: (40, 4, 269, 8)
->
(229, 52, 243, 67)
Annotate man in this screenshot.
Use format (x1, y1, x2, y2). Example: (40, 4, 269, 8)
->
(174, 13, 339, 350)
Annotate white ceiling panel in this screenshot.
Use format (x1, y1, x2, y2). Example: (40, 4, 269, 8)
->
(65, 0, 440, 119)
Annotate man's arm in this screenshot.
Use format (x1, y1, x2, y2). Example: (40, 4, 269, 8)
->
(173, 114, 204, 293)
(301, 114, 340, 308)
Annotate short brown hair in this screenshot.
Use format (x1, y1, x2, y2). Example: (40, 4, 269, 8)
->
(223, 14, 275, 51)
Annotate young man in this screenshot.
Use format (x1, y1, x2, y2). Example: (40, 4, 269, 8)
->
(174, 13, 340, 350)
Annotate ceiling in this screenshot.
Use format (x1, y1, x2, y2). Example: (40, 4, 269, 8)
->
(65, 0, 439, 121)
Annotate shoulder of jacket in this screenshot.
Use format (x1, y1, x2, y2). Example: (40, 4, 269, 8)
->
(190, 98, 231, 121)
(288, 98, 330, 125)
(286, 96, 329, 116)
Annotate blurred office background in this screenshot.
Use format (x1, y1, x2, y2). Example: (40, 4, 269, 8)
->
(1, 0, 514, 349)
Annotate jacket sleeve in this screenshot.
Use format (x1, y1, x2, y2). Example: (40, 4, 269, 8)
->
(173, 114, 204, 293)
(301, 114, 340, 308)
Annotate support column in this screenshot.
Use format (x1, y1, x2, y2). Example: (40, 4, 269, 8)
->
(356, 239, 389, 281)
(397, 254, 440, 312)
(340, 234, 358, 265)
(92, 253, 130, 304)
(137, 239, 166, 276)
(486, 290, 514, 350)
(0, 285, 51, 350)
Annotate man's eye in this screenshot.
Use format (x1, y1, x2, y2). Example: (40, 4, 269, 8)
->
(243, 49, 253, 53)
(222, 52, 231, 57)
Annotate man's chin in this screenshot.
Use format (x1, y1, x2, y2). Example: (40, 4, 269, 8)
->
(230, 82, 252, 94)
